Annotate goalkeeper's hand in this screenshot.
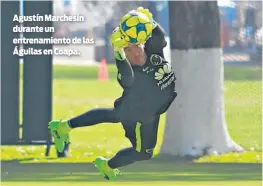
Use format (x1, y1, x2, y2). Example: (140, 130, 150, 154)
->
(135, 7, 158, 29)
(111, 26, 128, 61)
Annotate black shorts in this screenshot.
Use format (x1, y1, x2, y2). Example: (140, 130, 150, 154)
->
(121, 116, 160, 153)
(113, 92, 176, 153)
(114, 91, 176, 121)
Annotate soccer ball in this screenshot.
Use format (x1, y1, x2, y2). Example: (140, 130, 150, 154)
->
(120, 11, 153, 45)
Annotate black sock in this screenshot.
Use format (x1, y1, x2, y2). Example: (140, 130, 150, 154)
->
(108, 147, 152, 169)
(68, 108, 119, 128)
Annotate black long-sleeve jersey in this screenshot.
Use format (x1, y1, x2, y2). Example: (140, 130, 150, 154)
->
(115, 24, 177, 120)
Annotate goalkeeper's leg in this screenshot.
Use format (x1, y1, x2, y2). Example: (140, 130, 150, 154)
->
(68, 108, 119, 128)
(48, 108, 119, 153)
(94, 116, 160, 172)
(48, 97, 123, 153)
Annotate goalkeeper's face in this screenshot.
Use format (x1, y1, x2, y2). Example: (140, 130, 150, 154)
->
(124, 43, 146, 66)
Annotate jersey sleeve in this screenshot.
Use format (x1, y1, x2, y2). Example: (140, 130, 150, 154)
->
(115, 59, 134, 89)
(144, 23, 167, 55)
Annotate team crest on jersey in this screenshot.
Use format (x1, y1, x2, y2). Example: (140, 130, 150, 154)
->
(150, 54, 163, 66)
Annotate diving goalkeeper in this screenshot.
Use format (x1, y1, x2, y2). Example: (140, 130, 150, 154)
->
(48, 7, 177, 181)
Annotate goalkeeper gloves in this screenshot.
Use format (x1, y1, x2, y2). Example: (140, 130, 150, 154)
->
(111, 26, 128, 61)
(136, 7, 158, 29)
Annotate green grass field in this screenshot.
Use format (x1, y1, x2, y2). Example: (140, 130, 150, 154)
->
(1, 64, 262, 186)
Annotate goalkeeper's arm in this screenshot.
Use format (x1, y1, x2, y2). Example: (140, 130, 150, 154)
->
(144, 23, 167, 55)
(115, 58, 134, 89)
(111, 26, 134, 88)
(134, 7, 167, 55)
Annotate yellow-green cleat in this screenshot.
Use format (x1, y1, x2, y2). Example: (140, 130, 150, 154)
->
(93, 156, 121, 181)
(48, 120, 71, 153)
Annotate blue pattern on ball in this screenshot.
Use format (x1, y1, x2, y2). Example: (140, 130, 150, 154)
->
(136, 23, 146, 34)
(120, 12, 150, 44)
(129, 37, 137, 44)
(121, 21, 130, 32)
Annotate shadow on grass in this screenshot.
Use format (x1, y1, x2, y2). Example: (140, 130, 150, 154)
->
(2, 158, 262, 182)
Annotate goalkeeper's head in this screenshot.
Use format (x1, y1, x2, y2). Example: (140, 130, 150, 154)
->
(111, 7, 156, 66)
(111, 26, 146, 66)
(124, 43, 146, 66)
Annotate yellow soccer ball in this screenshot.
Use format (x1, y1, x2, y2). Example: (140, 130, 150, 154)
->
(120, 11, 153, 45)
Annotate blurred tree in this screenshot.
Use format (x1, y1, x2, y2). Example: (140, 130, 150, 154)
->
(80, 1, 148, 28)
(160, 1, 244, 157)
